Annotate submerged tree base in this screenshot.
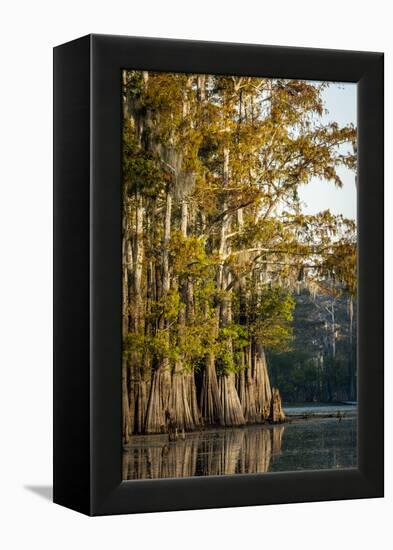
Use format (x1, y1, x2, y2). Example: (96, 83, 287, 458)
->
(269, 388, 286, 423)
(124, 387, 286, 440)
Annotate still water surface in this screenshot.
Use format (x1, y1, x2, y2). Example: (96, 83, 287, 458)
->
(123, 406, 357, 480)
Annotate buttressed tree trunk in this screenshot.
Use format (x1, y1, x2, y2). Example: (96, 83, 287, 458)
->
(217, 145, 245, 427)
(254, 344, 272, 421)
(219, 271, 245, 426)
(269, 388, 286, 423)
(200, 344, 224, 425)
(242, 346, 258, 423)
(169, 198, 201, 431)
(144, 190, 172, 433)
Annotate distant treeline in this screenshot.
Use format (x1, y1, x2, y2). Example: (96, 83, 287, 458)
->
(269, 288, 357, 403)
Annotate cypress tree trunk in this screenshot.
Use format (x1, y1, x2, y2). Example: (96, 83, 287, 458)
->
(235, 208, 260, 424)
(169, 360, 195, 433)
(169, 294, 195, 432)
(269, 387, 286, 423)
(134, 378, 149, 434)
(219, 275, 245, 426)
(168, 199, 201, 432)
(122, 356, 131, 444)
(122, 200, 130, 339)
(254, 344, 272, 421)
(144, 361, 171, 433)
(187, 371, 202, 425)
(200, 350, 224, 425)
(238, 355, 246, 413)
(216, 145, 245, 426)
(122, 194, 131, 442)
(219, 372, 245, 426)
(144, 190, 172, 433)
(129, 192, 147, 434)
(123, 72, 152, 436)
(244, 347, 258, 423)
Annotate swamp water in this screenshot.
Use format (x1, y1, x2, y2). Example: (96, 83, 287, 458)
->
(123, 405, 357, 480)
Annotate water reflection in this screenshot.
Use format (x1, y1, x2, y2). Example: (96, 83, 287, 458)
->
(123, 417, 356, 480)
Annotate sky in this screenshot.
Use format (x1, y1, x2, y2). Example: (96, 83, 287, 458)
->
(297, 82, 357, 221)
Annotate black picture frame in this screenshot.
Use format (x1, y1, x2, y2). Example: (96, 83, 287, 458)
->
(53, 34, 384, 516)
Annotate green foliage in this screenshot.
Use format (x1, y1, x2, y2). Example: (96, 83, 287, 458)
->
(250, 287, 295, 351)
(169, 232, 213, 278)
(150, 289, 180, 324)
(215, 323, 249, 374)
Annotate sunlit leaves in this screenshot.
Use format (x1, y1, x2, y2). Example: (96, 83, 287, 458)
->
(122, 69, 357, 376)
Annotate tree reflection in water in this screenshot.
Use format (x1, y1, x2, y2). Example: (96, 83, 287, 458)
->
(123, 425, 285, 480)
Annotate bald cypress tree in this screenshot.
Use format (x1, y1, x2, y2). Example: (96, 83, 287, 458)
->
(122, 71, 356, 438)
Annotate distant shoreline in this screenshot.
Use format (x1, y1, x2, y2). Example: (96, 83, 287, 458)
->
(284, 402, 357, 421)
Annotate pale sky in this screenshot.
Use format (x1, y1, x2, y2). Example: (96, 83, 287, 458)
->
(298, 82, 357, 221)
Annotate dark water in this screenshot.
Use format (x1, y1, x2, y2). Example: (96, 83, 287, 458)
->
(123, 409, 357, 480)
